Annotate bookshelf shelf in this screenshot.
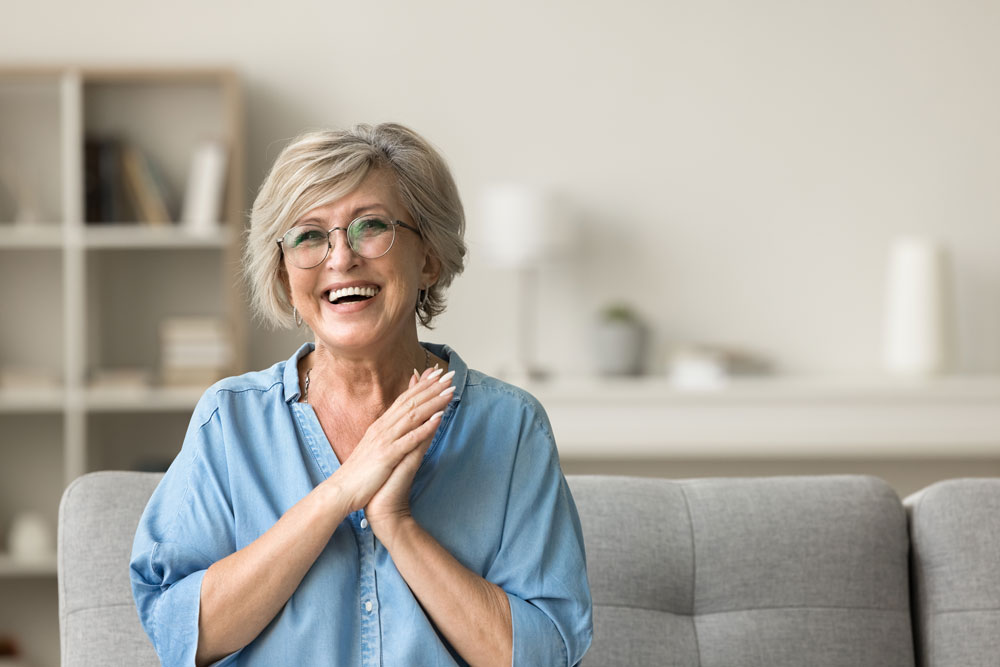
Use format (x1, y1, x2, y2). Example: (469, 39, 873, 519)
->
(0, 554, 57, 578)
(0, 65, 245, 667)
(0, 226, 64, 248)
(83, 224, 232, 248)
(0, 388, 65, 413)
(83, 385, 204, 411)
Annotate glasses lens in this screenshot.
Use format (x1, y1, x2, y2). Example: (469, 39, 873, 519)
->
(349, 216, 394, 258)
(282, 226, 329, 268)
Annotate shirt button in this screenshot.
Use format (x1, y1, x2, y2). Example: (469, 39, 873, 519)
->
(360, 518, 369, 529)
(364, 600, 373, 613)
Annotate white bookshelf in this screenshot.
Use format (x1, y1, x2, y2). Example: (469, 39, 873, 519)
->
(0, 65, 245, 667)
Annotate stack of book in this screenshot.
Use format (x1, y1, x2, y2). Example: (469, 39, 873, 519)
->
(85, 136, 173, 225)
(160, 317, 233, 388)
(84, 137, 228, 228)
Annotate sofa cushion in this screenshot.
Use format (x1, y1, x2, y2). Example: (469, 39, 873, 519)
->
(906, 478, 1000, 667)
(568, 475, 914, 667)
(58, 471, 163, 667)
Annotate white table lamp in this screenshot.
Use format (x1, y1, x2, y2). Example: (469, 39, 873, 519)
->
(477, 184, 566, 381)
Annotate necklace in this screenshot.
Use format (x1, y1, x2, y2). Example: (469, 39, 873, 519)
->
(302, 347, 431, 403)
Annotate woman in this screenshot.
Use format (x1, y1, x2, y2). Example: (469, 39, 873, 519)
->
(130, 123, 593, 666)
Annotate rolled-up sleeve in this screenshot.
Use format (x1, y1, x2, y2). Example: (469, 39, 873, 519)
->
(129, 394, 240, 666)
(486, 409, 593, 666)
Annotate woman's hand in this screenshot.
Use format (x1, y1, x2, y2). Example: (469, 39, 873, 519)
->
(365, 367, 455, 538)
(329, 366, 454, 515)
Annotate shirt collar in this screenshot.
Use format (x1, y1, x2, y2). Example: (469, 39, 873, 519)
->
(282, 341, 468, 404)
(283, 342, 315, 403)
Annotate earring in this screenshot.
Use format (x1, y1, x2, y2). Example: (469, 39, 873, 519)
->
(417, 288, 428, 310)
(294, 307, 302, 327)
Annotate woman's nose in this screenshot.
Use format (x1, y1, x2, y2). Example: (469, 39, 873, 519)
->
(325, 229, 359, 271)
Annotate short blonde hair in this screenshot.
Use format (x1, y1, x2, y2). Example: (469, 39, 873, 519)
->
(244, 123, 466, 328)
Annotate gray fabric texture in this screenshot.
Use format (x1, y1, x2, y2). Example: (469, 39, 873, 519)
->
(906, 478, 1000, 667)
(58, 470, 163, 667)
(569, 475, 914, 667)
(60, 470, 998, 666)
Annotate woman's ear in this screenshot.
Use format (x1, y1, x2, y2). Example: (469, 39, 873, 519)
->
(278, 264, 292, 304)
(420, 251, 441, 290)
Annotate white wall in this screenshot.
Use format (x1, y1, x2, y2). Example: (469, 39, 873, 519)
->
(4, 0, 999, 376)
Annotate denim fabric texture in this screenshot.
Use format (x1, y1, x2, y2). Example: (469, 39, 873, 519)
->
(130, 342, 593, 666)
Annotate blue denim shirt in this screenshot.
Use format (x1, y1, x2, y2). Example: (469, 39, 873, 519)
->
(130, 342, 593, 666)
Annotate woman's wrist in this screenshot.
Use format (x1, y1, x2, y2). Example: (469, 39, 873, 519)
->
(371, 513, 417, 552)
(318, 473, 358, 518)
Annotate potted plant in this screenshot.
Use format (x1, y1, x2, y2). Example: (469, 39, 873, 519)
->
(592, 303, 645, 376)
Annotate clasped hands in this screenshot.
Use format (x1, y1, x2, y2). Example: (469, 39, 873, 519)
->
(329, 365, 455, 545)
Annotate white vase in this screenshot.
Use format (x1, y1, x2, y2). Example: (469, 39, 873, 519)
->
(593, 321, 644, 376)
(882, 237, 953, 377)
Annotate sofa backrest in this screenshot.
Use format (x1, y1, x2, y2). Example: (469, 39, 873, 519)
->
(906, 478, 1000, 667)
(58, 471, 162, 667)
(567, 475, 916, 667)
(59, 471, 925, 666)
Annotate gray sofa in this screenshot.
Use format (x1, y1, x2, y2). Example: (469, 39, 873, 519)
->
(58, 472, 1000, 666)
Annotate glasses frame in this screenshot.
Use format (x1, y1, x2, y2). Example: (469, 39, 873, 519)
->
(276, 215, 422, 269)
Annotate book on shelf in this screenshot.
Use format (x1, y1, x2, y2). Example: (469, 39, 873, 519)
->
(120, 144, 171, 225)
(85, 136, 175, 225)
(85, 137, 126, 223)
(180, 139, 228, 236)
(160, 316, 234, 388)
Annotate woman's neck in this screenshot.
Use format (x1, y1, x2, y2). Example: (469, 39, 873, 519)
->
(305, 338, 431, 409)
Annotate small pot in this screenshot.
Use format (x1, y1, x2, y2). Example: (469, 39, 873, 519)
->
(592, 320, 645, 376)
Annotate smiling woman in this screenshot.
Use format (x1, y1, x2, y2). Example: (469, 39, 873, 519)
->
(128, 123, 593, 666)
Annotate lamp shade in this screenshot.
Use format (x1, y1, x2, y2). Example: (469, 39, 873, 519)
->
(476, 184, 563, 268)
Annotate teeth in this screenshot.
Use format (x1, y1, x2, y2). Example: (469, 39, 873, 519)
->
(327, 286, 380, 302)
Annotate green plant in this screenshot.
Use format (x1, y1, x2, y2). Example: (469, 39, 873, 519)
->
(599, 302, 639, 323)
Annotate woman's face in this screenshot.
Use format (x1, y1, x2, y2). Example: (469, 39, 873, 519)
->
(281, 169, 439, 356)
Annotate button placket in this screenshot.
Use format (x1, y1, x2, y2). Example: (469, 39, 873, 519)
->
(357, 515, 381, 665)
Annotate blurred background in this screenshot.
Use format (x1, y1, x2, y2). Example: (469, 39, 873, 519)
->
(2, 0, 1000, 664)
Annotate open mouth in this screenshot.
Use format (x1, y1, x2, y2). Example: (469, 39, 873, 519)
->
(326, 285, 380, 305)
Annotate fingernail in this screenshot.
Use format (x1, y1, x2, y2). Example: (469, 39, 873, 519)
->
(412, 368, 419, 378)
(439, 385, 456, 397)
(427, 367, 444, 380)
(430, 410, 444, 421)
(437, 370, 456, 384)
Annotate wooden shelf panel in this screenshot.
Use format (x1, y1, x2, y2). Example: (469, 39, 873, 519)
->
(83, 386, 205, 412)
(520, 375, 1000, 460)
(0, 388, 64, 413)
(0, 553, 57, 577)
(83, 224, 232, 248)
(0, 225, 64, 248)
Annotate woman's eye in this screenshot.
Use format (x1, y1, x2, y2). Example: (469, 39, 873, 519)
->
(293, 229, 326, 245)
(357, 219, 389, 236)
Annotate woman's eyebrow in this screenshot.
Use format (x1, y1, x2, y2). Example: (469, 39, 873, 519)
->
(295, 204, 388, 225)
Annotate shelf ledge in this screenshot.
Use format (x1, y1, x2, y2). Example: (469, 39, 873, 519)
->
(0, 553, 57, 577)
(0, 225, 64, 248)
(83, 386, 206, 411)
(83, 225, 233, 249)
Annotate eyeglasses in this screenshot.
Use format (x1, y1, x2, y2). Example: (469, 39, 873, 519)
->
(276, 215, 421, 269)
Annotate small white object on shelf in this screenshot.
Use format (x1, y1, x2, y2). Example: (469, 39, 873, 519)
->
(6, 512, 53, 563)
(180, 139, 228, 237)
(883, 236, 953, 377)
(0, 367, 60, 390)
(667, 346, 729, 390)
